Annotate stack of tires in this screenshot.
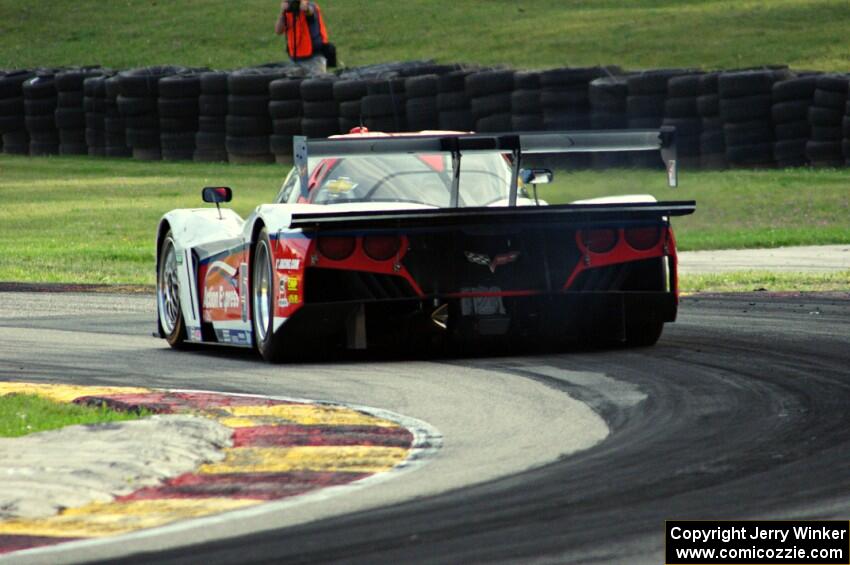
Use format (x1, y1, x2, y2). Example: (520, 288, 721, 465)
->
(466, 69, 514, 132)
(405, 74, 440, 132)
(511, 71, 543, 131)
(118, 66, 186, 161)
(56, 68, 101, 155)
(697, 72, 726, 169)
(333, 78, 368, 134)
(627, 69, 688, 167)
(662, 73, 703, 169)
(844, 92, 850, 164)
(437, 70, 475, 131)
(23, 72, 60, 156)
(0, 70, 34, 155)
(194, 72, 229, 162)
(158, 73, 202, 161)
(718, 69, 790, 168)
(771, 76, 818, 168)
(103, 75, 131, 158)
(540, 67, 608, 132)
(226, 68, 287, 164)
(806, 74, 849, 167)
(589, 75, 629, 168)
(362, 76, 406, 132)
(269, 78, 304, 162)
(300, 77, 340, 139)
(83, 74, 108, 157)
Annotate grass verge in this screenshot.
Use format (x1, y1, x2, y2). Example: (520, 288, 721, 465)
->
(0, 394, 146, 438)
(681, 270, 850, 294)
(1, 154, 849, 285)
(1, 1, 849, 72)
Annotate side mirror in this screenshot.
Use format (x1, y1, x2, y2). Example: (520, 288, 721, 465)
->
(519, 168, 553, 185)
(202, 186, 232, 203)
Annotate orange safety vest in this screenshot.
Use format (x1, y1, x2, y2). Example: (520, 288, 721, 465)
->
(284, 3, 329, 60)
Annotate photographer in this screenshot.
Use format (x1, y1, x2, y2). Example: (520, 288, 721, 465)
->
(274, 0, 330, 74)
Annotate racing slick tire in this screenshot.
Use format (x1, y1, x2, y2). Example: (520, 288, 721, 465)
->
(624, 316, 664, 348)
(157, 231, 187, 348)
(251, 228, 284, 363)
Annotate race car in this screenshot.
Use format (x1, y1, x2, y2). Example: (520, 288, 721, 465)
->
(156, 128, 695, 361)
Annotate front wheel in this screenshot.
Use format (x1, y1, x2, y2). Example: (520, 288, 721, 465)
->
(157, 231, 187, 348)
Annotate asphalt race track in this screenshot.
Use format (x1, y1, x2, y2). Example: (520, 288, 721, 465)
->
(1, 291, 849, 564)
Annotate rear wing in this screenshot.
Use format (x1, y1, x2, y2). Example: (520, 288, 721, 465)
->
(289, 200, 696, 231)
(293, 128, 678, 207)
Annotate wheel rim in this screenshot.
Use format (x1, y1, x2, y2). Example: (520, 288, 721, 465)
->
(253, 240, 272, 342)
(158, 238, 181, 335)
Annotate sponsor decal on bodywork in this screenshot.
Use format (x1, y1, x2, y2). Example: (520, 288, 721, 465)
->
(215, 329, 251, 345)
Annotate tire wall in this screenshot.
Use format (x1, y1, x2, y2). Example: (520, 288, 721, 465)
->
(2, 61, 847, 170)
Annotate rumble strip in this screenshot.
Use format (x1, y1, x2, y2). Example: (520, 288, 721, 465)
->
(0, 382, 440, 555)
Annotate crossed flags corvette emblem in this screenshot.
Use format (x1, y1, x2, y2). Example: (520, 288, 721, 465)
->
(464, 251, 521, 273)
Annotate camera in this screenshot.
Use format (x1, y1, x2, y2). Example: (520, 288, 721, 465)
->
(284, 0, 301, 13)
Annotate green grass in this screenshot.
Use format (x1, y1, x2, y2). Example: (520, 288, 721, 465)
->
(543, 166, 850, 250)
(0, 155, 280, 284)
(1, 154, 848, 286)
(0, 393, 146, 437)
(681, 270, 850, 293)
(1, 1, 850, 71)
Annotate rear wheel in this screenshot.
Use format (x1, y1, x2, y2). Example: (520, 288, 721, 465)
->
(157, 232, 187, 347)
(624, 316, 664, 347)
(252, 229, 281, 362)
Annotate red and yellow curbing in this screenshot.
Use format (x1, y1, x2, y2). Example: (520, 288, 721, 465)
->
(0, 382, 422, 554)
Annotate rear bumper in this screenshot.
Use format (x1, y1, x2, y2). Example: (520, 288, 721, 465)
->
(277, 290, 677, 343)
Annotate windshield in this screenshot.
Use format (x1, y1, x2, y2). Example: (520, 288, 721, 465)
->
(306, 153, 513, 207)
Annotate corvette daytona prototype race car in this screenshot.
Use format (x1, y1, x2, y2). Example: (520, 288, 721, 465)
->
(156, 128, 695, 361)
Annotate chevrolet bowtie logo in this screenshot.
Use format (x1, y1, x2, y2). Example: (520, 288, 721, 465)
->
(464, 251, 521, 273)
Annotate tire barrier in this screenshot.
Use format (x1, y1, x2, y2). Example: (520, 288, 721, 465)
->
(437, 69, 475, 131)
(3, 61, 850, 171)
(662, 73, 703, 169)
(83, 74, 108, 157)
(589, 75, 630, 168)
(104, 75, 132, 158)
(719, 69, 792, 168)
(0, 69, 34, 155)
(226, 67, 290, 164)
(806, 74, 849, 167)
(300, 76, 340, 141)
(333, 77, 367, 138)
(55, 68, 102, 156)
(511, 71, 543, 132)
(628, 68, 693, 167)
(466, 69, 514, 133)
(23, 72, 60, 156)
(118, 66, 190, 161)
(194, 71, 229, 163)
(158, 73, 202, 161)
(270, 76, 305, 163)
(362, 75, 407, 133)
(772, 76, 817, 168)
(405, 74, 439, 132)
(698, 72, 726, 169)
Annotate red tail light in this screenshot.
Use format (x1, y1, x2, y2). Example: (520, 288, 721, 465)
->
(363, 235, 402, 261)
(317, 236, 356, 261)
(625, 225, 662, 250)
(580, 228, 618, 253)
